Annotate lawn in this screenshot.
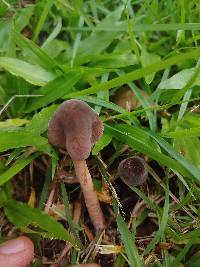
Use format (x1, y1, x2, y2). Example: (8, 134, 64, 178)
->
(0, 0, 200, 266)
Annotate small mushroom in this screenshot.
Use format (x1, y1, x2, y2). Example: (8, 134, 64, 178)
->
(118, 156, 147, 186)
(48, 99, 105, 231)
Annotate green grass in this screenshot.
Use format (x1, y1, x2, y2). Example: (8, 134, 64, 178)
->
(0, 0, 200, 266)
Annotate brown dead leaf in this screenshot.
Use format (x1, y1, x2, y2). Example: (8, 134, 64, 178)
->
(49, 203, 73, 220)
(97, 191, 112, 204)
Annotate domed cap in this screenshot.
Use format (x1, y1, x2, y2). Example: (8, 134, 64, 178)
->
(118, 156, 147, 186)
(48, 99, 104, 160)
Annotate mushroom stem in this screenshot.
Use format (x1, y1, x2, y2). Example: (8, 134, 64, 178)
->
(73, 160, 105, 231)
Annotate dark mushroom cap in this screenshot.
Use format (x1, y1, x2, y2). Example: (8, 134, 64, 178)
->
(48, 99, 104, 160)
(118, 156, 147, 186)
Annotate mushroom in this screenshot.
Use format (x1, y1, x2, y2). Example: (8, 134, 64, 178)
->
(118, 156, 147, 186)
(48, 99, 105, 231)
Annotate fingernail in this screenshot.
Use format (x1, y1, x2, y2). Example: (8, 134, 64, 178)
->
(0, 238, 25, 254)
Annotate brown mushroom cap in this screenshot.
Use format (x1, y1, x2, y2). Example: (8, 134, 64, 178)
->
(118, 156, 147, 186)
(48, 99, 104, 160)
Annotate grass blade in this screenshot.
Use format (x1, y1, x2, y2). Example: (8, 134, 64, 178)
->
(67, 48, 200, 98)
(104, 124, 195, 179)
(0, 57, 55, 86)
(0, 153, 41, 186)
(143, 188, 169, 256)
(25, 72, 81, 112)
(33, 0, 54, 42)
(114, 204, 143, 267)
